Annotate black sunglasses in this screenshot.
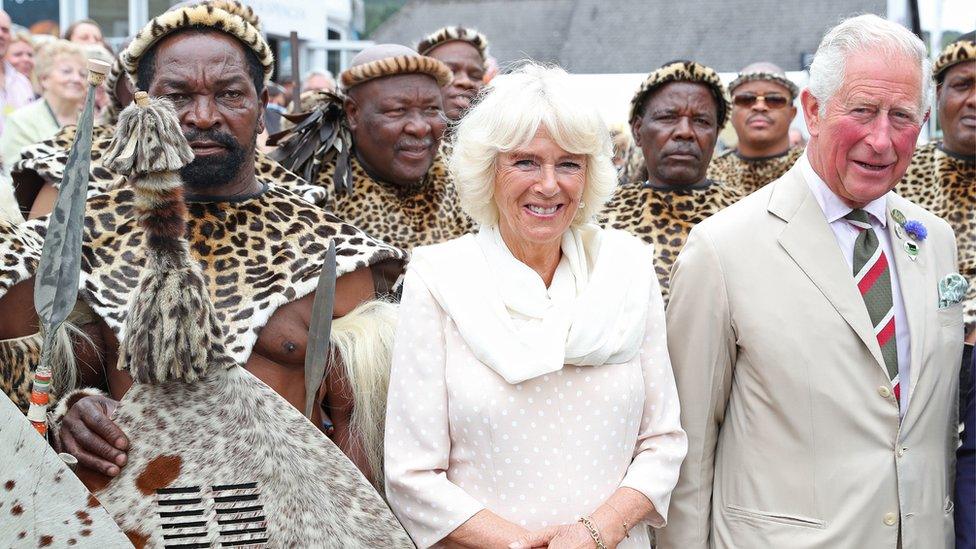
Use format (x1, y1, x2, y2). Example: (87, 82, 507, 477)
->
(732, 93, 790, 109)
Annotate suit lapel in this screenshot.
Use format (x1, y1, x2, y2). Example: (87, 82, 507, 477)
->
(771, 169, 887, 372)
(885, 197, 928, 405)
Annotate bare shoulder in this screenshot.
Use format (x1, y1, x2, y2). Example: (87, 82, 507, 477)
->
(280, 265, 376, 322)
(0, 279, 37, 338)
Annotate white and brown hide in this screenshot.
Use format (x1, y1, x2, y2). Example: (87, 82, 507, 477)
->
(0, 393, 129, 547)
(92, 365, 415, 548)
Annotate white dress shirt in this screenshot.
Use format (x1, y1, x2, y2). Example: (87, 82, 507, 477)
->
(798, 153, 911, 414)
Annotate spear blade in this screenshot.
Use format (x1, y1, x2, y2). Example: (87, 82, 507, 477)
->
(304, 241, 337, 420)
(34, 61, 109, 331)
(27, 59, 110, 435)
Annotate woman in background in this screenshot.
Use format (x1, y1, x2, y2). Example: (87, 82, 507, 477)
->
(63, 19, 103, 46)
(5, 32, 37, 96)
(1, 40, 86, 166)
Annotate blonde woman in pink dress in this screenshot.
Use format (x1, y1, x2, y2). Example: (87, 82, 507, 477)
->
(384, 62, 688, 549)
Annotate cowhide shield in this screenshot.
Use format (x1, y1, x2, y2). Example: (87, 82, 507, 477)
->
(94, 365, 414, 548)
(0, 393, 129, 547)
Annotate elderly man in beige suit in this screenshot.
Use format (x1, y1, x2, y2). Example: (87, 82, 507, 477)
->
(658, 14, 966, 549)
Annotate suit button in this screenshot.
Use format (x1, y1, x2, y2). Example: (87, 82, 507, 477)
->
(897, 448, 906, 458)
(878, 386, 892, 398)
(884, 512, 898, 526)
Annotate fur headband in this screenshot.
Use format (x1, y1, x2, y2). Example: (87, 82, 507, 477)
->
(628, 60, 730, 128)
(122, 3, 274, 84)
(416, 26, 489, 61)
(339, 55, 453, 90)
(199, 0, 262, 31)
(934, 36, 975, 81)
(103, 54, 127, 123)
(728, 71, 799, 99)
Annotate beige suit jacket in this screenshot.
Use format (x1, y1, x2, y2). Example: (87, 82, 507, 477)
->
(657, 165, 964, 549)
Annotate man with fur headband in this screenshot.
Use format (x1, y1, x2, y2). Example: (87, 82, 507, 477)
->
(416, 26, 490, 123)
(602, 60, 742, 304)
(0, 1, 407, 487)
(9, 1, 320, 221)
(707, 62, 804, 196)
(272, 44, 475, 250)
(897, 31, 975, 339)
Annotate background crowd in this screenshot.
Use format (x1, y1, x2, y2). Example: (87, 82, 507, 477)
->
(0, 3, 972, 549)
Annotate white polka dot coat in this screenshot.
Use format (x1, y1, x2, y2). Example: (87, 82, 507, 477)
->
(384, 267, 688, 548)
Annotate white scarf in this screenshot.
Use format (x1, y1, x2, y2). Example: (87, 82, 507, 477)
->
(409, 224, 653, 384)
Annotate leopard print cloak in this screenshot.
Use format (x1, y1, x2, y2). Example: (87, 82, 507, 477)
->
(896, 141, 976, 327)
(318, 150, 476, 250)
(0, 219, 43, 412)
(707, 146, 805, 196)
(22, 181, 406, 366)
(601, 179, 743, 304)
(11, 127, 325, 212)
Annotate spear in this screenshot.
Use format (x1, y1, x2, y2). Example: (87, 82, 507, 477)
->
(27, 58, 111, 436)
(303, 241, 336, 419)
(290, 31, 302, 109)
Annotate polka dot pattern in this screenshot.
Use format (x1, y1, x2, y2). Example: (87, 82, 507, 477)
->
(385, 270, 688, 548)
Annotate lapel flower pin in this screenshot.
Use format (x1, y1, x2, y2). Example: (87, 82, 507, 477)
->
(891, 209, 925, 260)
(902, 220, 927, 241)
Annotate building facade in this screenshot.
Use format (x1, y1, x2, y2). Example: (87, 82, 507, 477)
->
(3, 0, 372, 82)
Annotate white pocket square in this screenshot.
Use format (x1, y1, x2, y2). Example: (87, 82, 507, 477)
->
(939, 273, 968, 309)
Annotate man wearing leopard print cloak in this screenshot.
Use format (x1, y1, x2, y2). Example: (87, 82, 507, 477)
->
(0, 2, 406, 487)
(272, 44, 476, 251)
(602, 60, 742, 304)
(707, 62, 804, 196)
(416, 26, 490, 125)
(897, 32, 975, 339)
(8, 1, 321, 221)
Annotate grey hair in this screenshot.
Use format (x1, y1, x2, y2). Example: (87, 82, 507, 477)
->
(808, 14, 932, 116)
(450, 61, 617, 227)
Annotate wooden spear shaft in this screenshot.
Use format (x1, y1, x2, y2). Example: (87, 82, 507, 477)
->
(290, 31, 301, 108)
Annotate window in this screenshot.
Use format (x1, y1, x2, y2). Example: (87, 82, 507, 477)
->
(327, 28, 342, 78)
(148, 0, 183, 20)
(88, 0, 128, 40)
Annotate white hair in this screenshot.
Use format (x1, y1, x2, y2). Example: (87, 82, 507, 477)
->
(808, 14, 932, 116)
(450, 61, 617, 227)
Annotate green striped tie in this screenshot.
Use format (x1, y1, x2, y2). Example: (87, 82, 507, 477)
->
(844, 209, 899, 390)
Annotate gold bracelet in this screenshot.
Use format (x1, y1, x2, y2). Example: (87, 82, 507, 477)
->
(578, 515, 608, 549)
(605, 502, 630, 538)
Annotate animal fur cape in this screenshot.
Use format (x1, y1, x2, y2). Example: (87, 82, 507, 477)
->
(22, 182, 405, 365)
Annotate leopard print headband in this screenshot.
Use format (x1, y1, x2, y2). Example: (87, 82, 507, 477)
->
(416, 26, 489, 61)
(122, 3, 274, 84)
(339, 55, 453, 91)
(628, 60, 731, 127)
(934, 38, 975, 81)
(728, 72, 799, 99)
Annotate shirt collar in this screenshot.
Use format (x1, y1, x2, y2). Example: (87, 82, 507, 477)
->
(798, 151, 888, 227)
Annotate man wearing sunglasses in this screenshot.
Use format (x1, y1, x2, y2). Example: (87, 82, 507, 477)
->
(708, 63, 802, 197)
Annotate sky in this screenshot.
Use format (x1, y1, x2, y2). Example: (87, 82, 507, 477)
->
(919, 0, 976, 33)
